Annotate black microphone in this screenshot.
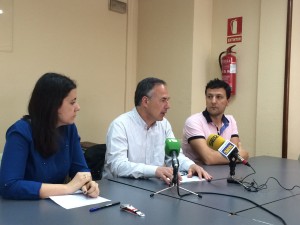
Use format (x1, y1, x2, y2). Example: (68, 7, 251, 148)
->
(165, 138, 180, 169)
(207, 134, 250, 167)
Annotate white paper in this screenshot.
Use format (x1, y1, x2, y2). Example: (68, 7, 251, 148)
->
(180, 175, 205, 183)
(50, 194, 110, 209)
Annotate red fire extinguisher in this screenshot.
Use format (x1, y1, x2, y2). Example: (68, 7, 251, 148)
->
(219, 45, 237, 95)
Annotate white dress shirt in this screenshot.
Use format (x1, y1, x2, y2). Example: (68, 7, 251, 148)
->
(104, 108, 194, 178)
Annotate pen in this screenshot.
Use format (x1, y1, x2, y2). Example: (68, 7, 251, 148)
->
(89, 201, 120, 212)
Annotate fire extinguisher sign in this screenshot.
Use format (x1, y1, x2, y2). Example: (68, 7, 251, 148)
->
(227, 17, 242, 43)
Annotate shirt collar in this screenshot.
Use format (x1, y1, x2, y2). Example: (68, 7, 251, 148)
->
(202, 109, 230, 135)
(133, 107, 157, 129)
(202, 108, 229, 124)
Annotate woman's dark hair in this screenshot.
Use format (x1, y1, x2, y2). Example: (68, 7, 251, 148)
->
(134, 77, 166, 106)
(205, 78, 231, 99)
(23, 73, 77, 158)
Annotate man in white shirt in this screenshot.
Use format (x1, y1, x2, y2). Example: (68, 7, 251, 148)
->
(104, 77, 212, 184)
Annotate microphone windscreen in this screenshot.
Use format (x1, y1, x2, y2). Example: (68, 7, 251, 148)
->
(165, 138, 180, 156)
(207, 134, 225, 150)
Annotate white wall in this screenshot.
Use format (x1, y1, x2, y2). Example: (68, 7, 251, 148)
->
(288, 0, 300, 159)
(137, 0, 195, 137)
(210, 0, 286, 158)
(0, 0, 130, 149)
(137, 0, 289, 159)
(0, 0, 298, 159)
(256, 0, 286, 157)
(191, 0, 213, 114)
(125, 0, 138, 111)
(211, 0, 261, 158)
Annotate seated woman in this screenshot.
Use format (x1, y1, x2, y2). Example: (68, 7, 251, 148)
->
(0, 73, 100, 200)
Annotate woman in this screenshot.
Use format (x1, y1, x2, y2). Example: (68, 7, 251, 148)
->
(0, 73, 100, 199)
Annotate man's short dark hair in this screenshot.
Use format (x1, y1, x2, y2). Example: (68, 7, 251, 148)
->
(205, 78, 231, 99)
(134, 77, 166, 106)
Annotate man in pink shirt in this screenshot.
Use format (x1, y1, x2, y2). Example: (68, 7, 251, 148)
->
(182, 78, 249, 165)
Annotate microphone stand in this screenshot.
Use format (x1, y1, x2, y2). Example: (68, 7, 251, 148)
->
(227, 153, 242, 184)
(150, 159, 202, 198)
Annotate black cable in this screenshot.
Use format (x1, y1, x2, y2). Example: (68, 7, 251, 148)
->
(238, 164, 300, 193)
(197, 191, 287, 225)
(213, 162, 300, 225)
(176, 182, 189, 197)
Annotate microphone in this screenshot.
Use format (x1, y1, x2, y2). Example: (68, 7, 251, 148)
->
(207, 134, 250, 167)
(165, 138, 180, 169)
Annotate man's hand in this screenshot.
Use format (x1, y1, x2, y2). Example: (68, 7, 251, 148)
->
(155, 166, 177, 185)
(187, 164, 212, 181)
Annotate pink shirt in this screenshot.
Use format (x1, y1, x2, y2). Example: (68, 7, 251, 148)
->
(182, 110, 238, 165)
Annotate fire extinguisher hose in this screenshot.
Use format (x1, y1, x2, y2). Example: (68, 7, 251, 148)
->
(218, 51, 226, 71)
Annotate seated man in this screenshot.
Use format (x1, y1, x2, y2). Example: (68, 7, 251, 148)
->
(104, 77, 212, 184)
(182, 78, 249, 165)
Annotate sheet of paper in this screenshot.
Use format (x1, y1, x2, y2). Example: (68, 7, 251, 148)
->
(181, 175, 205, 183)
(50, 194, 110, 209)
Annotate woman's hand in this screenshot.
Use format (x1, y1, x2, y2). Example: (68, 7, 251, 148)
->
(82, 181, 100, 198)
(66, 172, 92, 193)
